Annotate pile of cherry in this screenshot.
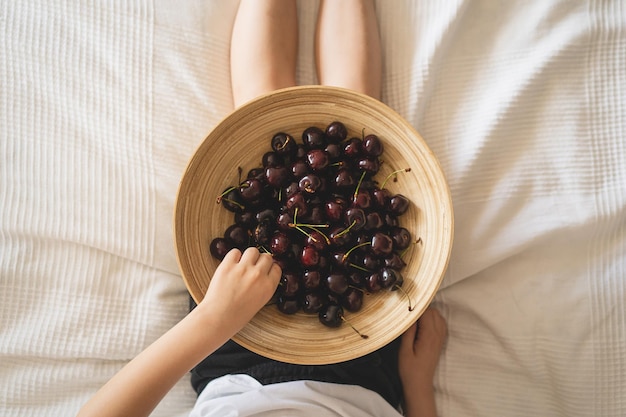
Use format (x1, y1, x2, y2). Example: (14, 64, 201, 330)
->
(210, 121, 414, 331)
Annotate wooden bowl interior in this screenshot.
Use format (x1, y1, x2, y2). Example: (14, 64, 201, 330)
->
(174, 86, 453, 364)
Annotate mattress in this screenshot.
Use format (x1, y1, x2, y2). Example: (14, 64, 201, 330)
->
(1, 0, 624, 416)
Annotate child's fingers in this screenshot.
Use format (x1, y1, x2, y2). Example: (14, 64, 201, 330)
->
(256, 252, 276, 272)
(221, 248, 243, 265)
(240, 246, 261, 264)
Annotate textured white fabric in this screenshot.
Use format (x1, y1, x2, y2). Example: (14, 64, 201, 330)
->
(1, 1, 624, 417)
(189, 374, 401, 417)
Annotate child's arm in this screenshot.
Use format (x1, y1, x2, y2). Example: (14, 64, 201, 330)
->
(398, 307, 448, 417)
(77, 247, 281, 417)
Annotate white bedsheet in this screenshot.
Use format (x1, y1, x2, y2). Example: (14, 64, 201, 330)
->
(1, 1, 624, 416)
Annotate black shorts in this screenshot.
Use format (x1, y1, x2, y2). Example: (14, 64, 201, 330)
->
(189, 296, 404, 409)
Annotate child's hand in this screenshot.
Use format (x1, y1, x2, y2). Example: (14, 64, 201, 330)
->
(198, 247, 282, 337)
(398, 306, 447, 392)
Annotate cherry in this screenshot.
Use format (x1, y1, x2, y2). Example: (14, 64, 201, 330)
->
(279, 271, 300, 297)
(371, 232, 394, 256)
(253, 222, 272, 246)
(343, 137, 363, 157)
(390, 227, 412, 250)
(372, 187, 391, 207)
(265, 166, 290, 188)
(378, 267, 399, 289)
(285, 192, 308, 216)
(344, 208, 366, 231)
(218, 186, 245, 213)
(234, 211, 256, 228)
(300, 245, 320, 268)
(209, 237, 232, 260)
(318, 303, 343, 328)
(326, 271, 349, 295)
(271, 132, 297, 156)
(302, 126, 327, 149)
(291, 159, 310, 178)
(384, 253, 407, 270)
(255, 208, 277, 225)
(277, 296, 300, 314)
(306, 149, 330, 171)
(262, 151, 284, 168)
(325, 121, 348, 143)
(334, 168, 356, 189)
(364, 212, 384, 231)
(325, 143, 342, 160)
(302, 292, 325, 314)
(365, 272, 382, 292)
(224, 224, 249, 249)
(325, 198, 347, 222)
(351, 189, 372, 210)
(299, 174, 322, 194)
(363, 134, 383, 157)
(306, 230, 329, 251)
(303, 270, 322, 290)
(358, 157, 380, 174)
(389, 194, 410, 215)
(270, 231, 290, 255)
(276, 212, 294, 231)
(341, 287, 364, 312)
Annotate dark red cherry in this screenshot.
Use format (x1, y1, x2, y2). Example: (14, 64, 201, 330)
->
(253, 222, 272, 246)
(363, 134, 383, 157)
(378, 267, 400, 289)
(300, 245, 320, 268)
(224, 224, 249, 249)
(343, 137, 363, 157)
(219, 187, 245, 213)
(372, 187, 391, 207)
(306, 230, 329, 251)
(306, 149, 330, 171)
(384, 253, 407, 270)
(262, 151, 284, 168)
(341, 287, 364, 312)
(276, 212, 293, 231)
(344, 208, 366, 231)
(255, 208, 277, 225)
(271, 132, 297, 156)
(326, 272, 349, 295)
(318, 303, 343, 327)
(325, 197, 347, 222)
(389, 194, 410, 215)
(209, 237, 232, 260)
(303, 270, 322, 290)
(265, 166, 290, 188)
(329, 226, 352, 247)
(364, 212, 384, 231)
(285, 192, 308, 216)
(325, 143, 342, 160)
(365, 272, 382, 292)
(325, 121, 348, 143)
(371, 232, 394, 256)
(390, 227, 412, 250)
(334, 168, 356, 189)
(277, 296, 300, 314)
(270, 231, 291, 255)
(351, 189, 372, 210)
(291, 159, 310, 178)
(299, 174, 322, 194)
(302, 292, 325, 314)
(358, 157, 380, 174)
(278, 271, 301, 297)
(234, 211, 256, 228)
(302, 126, 327, 149)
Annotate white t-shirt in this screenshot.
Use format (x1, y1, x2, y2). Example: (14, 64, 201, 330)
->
(190, 374, 403, 417)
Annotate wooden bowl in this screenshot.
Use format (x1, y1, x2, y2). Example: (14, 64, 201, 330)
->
(174, 86, 453, 365)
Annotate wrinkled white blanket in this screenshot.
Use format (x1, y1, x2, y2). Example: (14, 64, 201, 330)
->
(1, 1, 624, 416)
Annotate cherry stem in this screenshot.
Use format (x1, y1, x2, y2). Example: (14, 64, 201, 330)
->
(221, 197, 244, 210)
(353, 171, 367, 200)
(343, 242, 372, 260)
(380, 167, 411, 190)
(341, 315, 369, 339)
(348, 263, 371, 272)
(335, 220, 357, 238)
(216, 185, 237, 204)
(393, 284, 414, 311)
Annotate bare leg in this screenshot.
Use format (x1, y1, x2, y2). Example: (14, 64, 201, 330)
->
(230, 0, 298, 107)
(315, 0, 382, 99)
